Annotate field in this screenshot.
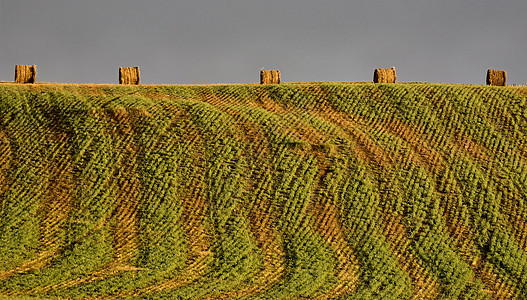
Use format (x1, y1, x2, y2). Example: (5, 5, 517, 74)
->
(0, 82, 526, 299)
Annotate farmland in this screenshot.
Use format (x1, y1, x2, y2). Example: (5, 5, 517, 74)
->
(0, 82, 526, 299)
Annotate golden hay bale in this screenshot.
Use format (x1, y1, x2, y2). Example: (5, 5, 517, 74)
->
(260, 70, 281, 84)
(373, 67, 397, 83)
(14, 65, 36, 84)
(119, 67, 140, 85)
(487, 69, 507, 86)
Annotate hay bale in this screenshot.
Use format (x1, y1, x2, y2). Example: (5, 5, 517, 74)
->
(119, 67, 140, 85)
(14, 65, 36, 84)
(260, 70, 281, 84)
(373, 67, 397, 83)
(487, 69, 507, 86)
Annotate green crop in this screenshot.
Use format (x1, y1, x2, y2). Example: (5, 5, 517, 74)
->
(0, 82, 526, 299)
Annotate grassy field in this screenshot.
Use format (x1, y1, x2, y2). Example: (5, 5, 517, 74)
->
(0, 82, 526, 299)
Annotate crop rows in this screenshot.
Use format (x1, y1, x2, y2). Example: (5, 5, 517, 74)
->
(0, 83, 526, 299)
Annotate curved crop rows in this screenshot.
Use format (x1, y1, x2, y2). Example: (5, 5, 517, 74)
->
(0, 83, 526, 299)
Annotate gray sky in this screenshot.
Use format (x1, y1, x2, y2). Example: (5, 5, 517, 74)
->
(1, 0, 526, 85)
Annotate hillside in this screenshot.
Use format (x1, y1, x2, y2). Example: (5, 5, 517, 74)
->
(0, 82, 526, 299)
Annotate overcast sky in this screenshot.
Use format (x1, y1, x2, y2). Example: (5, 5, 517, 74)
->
(1, 0, 526, 85)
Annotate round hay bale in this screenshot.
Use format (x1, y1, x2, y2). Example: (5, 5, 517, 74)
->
(260, 70, 269, 84)
(487, 69, 506, 86)
(260, 70, 281, 84)
(373, 67, 396, 83)
(119, 67, 141, 85)
(272, 70, 281, 84)
(14, 65, 36, 84)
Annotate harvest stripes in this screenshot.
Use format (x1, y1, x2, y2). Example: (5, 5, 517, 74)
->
(0, 82, 526, 299)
